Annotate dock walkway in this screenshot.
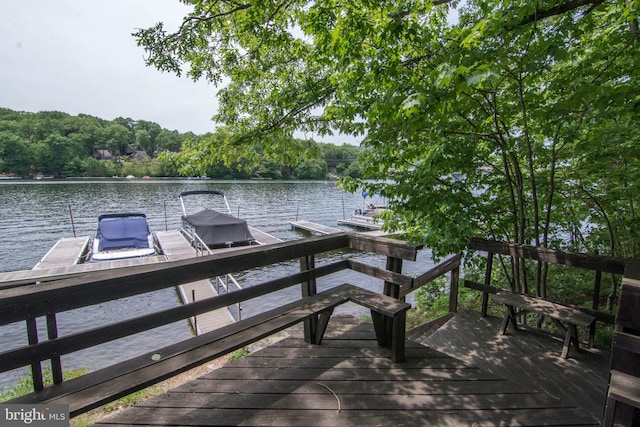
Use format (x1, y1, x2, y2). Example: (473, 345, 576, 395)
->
(337, 217, 382, 230)
(290, 220, 390, 238)
(0, 238, 164, 288)
(155, 230, 235, 334)
(96, 315, 601, 426)
(33, 236, 90, 269)
(289, 220, 342, 235)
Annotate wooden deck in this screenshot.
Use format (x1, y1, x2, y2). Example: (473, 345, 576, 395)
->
(95, 315, 601, 426)
(414, 310, 611, 422)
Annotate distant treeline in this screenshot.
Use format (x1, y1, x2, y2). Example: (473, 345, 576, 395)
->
(0, 108, 363, 179)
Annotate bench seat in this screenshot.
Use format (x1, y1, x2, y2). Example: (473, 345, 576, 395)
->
(494, 290, 595, 359)
(9, 283, 409, 417)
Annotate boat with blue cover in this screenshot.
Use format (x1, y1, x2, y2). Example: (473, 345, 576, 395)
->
(90, 213, 158, 262)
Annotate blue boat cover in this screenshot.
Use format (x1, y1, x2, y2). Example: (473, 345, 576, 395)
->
(97, 215, 151, 251)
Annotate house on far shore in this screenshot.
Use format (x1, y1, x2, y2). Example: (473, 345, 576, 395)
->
(93, 149, 113, 161)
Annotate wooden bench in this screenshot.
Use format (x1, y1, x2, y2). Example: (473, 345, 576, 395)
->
(494, 290, 596, 359)
(464, 238, 625, 348)
(9, 283, 410, 417)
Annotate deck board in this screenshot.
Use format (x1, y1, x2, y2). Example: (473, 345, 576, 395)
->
(415, 310, 610, 421)
(96, 316, 600, 426)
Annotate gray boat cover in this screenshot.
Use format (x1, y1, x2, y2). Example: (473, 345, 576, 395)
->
(183, 209, 255, 247)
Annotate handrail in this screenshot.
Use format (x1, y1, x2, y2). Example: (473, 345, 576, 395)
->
(398, 254, 462, 312)
(0, 233, 424, 395)
(214, 273, 243, 320)
(0, 261, 350, 373)
(468, 238, 626, 274)
(180, 225, 211, 256)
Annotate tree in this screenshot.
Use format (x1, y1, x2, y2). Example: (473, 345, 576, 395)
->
(136, 0, 640, 274)
(294, 158, 327, 180)
(104, 124, 132, 155)
(135, 120, 162, 153)
(0, 131, 32, 176)
(135, 129, 152, 153)
(156, 129, 182, 152)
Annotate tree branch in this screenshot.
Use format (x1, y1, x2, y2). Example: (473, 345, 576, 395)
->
(519, 0, 606, 25)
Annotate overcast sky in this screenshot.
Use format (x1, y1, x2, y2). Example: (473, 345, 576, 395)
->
(1, 1, 219, 135)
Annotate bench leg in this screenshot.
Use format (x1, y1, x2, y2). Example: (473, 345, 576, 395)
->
(313, 308, 334, 345)
(499, 305, 518, 335)
(561, 324, 580, 359)
(570, 324, 580, 352)
(371, 311, 406, 363)
(391, 311, 406, 363)
(371, 311, 388, 347)
(561, 327, 572, 359)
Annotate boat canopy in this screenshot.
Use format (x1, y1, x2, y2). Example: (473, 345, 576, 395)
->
(182, 209, 255, 247)
(96, 213, 152, 251)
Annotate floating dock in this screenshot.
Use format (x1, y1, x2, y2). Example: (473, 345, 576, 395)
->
(156, 228, 281, 335)
(290, 220, 392, 238)
(289, 220, 342, 235)
(33, 236, 91, 270)
(0, 238, 165, 288)
(154, 227, 282, 334)
(337, 218, 382, 230)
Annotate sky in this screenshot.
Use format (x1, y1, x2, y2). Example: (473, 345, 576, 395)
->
(0, 1, 221, 135)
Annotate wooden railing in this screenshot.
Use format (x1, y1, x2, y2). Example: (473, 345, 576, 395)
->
(604, 261, 640, 425)
(0, 232, 445, 408)
(462, 238, 627, 346)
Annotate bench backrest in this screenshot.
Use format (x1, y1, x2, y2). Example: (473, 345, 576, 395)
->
(465, 238, 627, 337)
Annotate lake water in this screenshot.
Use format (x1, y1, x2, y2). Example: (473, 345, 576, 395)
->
(0, 179, 433, 389)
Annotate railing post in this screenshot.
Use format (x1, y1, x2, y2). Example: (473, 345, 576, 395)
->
(192, 289, 198, 336)
(590, 270, 601, 347)
(448, 264, 460, 313)
(46, 313, 63, 384)
(300, 255, 317, 343)
(481, 252, 494, 317)
(381, 256, 403, 346)
(383, 257, 403, 299)
(26, 316, 44, 391)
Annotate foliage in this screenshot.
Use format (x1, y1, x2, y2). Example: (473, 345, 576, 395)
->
(0, 108, 360, 179)
(136, 0, 640, 297)
(0, 108, 193, 177)
(0, 367, 88, 402)
(229, 348, 250, 361)
(412, 277, 454, 317)
(294, 158, 327, 179)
